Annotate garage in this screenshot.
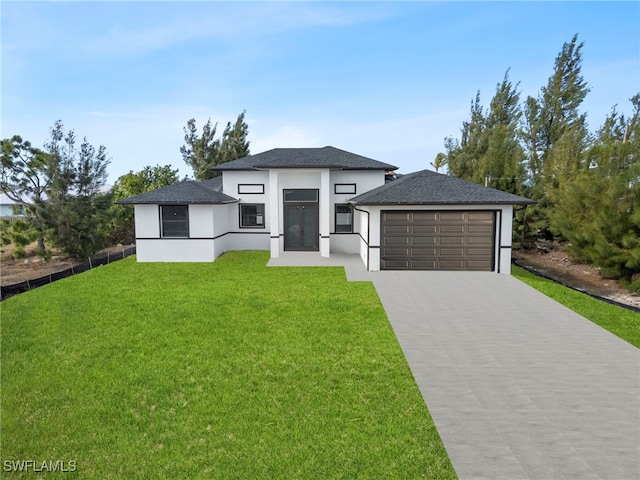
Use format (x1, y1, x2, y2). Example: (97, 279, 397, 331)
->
(380, 210, 495, 270)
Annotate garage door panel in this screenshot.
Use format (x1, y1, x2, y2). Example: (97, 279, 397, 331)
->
(381, 210, 495, 271)
(411, 236, 437, 245)
(409, 248, 437, 256)
(383, 212, 411, 221)
(468, 247, 493, 256)
(383, 247, 410, 256)
(412, 225, 438, 233)
(468, 236, 493, 245)
(384, 259, 410, 269)
(439, 260, 465, 269)
(440, 236, 465, 245)
(440, 248, 465, 256)
(440, 225, 465, 233)
(410, 260, 437, 269)
(384, 225, 411, 234)
(384, 236, 410, 245)
(467, 260, 494, 270)
(468, 225, 493, 233)
(468, 211, 494, 221)
(440, 212, 466, 221)
(412, 212, 438, 221)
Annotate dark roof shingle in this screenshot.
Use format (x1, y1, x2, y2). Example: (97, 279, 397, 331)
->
(349, 169, 535, 205)
(117, 180, 236, 205)
(211, 146, 397, 171)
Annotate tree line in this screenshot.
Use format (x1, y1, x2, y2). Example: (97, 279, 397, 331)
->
(1, 113, 249, 260)
(441, 34, 639, 290)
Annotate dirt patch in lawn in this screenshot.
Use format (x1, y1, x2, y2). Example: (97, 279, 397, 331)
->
(0, 243, 133, 286)
(512, 242, 640, 309)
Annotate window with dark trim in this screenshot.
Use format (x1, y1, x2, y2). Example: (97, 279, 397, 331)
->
(335, 204, 353, 233)
(240, 204, 265, 228)
(334, 183, 356, 194)
(284, 189, 318, 202)
(238, 184, 265, 194)
(161, 205, 189, 237)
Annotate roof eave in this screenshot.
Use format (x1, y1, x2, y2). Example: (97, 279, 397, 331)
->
(116, 199, 238, 205)
(349, 200, 537, 206)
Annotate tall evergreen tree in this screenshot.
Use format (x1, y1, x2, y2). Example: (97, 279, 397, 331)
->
(522, 34, 591, 240)
(550, 95, 640, 287)
(481, 70, 526, 195)
(181, 111, 250, 180)
(446, 71, 526, 194)
(43, 120, 112, 258)
(445, 92, 486, 182)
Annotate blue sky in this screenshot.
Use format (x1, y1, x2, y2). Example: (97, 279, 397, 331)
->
(2, 1, 639, 183)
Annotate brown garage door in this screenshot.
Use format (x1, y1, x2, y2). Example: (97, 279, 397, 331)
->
(381, 211, 495, 270)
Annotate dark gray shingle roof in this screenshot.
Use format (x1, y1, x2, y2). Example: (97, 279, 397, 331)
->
(211, 146, 397, 171)
(203, 176, 223, 192)
(117, 180, 237, 205)
(349, 169, 535, 205)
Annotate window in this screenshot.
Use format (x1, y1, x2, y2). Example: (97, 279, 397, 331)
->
(240, 204, 265, 228)
(335, 204, 353, 233)
(161, 205, 189, 237)
(284, 189, 318, 202)
(334, 183, 356, 194)
(238, 184, 265, 194)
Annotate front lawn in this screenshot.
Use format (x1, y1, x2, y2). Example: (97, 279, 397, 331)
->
(512, 265, 640, 348)
(1, 251, 456, 479)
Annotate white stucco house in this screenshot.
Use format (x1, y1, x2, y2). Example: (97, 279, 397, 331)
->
(118, 147, 534, 273)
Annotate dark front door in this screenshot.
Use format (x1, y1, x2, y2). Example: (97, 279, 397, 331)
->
(284, 204, 319, 251)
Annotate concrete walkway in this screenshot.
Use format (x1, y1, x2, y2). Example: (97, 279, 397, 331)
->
(269, 253, 640, 480)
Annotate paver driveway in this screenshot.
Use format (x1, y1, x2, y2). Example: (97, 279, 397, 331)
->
(269, 254, 639, 479)
(372, 270, 639, 480)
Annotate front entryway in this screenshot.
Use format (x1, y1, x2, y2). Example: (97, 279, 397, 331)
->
(284, 189, 319, 251)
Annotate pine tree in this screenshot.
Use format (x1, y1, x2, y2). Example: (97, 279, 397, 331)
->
(551, 94, 640, 288)
(445, 92, 486, 183)
(522, 34, 591, 241)
(481, 70, 526, 195)
(43, 121, 111, 259)
(181, 111, 250, 180)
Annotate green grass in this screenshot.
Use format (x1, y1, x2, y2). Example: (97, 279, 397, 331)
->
(1, 251, 456, 479)
(512, 265, 640, 348)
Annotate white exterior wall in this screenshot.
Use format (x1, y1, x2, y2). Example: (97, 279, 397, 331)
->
(136, 239, 215, 262)
(354, 208, 370, 268)
(189, 205, 214, 238)
(498, 206, 514, 274)
(134, 204, 160, 238)
(329, 170, 385, 256)
(219, 170, 271, 254)
(133, 200, 269, 262)
(134, 204, 218, 262)
(359, 204, 515, 274)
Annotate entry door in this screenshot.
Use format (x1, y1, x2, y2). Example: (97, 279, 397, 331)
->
(284, 204, 319, 251)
